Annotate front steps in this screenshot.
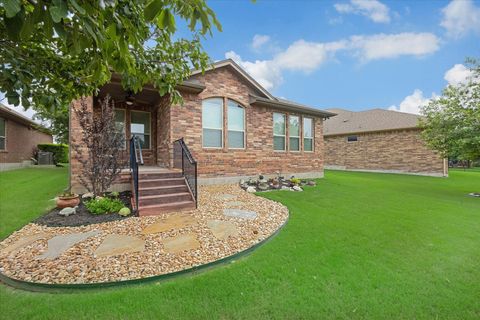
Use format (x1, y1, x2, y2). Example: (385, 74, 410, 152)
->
(136, 170, 196, 216)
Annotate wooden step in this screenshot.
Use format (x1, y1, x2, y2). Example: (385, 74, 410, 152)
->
(138, 172, 183, 180)
(139, 177, 186, 188)
(138, 192, 193, 206)
(138, 201, 196, 216)
(139, 184, 189, 196)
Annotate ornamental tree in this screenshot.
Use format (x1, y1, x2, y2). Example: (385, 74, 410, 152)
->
(0, 0, 221, 111)
(419, 58, 480, 163)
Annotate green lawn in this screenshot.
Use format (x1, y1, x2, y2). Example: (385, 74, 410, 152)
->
(0, 167, 68, 239)
(0, 168, 479, 319)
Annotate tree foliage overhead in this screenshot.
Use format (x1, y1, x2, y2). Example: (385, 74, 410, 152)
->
(419, 58, 480, 161)
(0, 0, 221, 111)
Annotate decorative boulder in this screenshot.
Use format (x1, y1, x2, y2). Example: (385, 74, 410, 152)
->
(292, 186, 303, 192)
(58, 206, 77, 217)
(82, 192, 94, 199)
(246, 186, 257, 193)
(307, 180, 316, 186)
(118, 207, 131, 217)
(257, 183, 269, 191)
(281, 186, 290, 190)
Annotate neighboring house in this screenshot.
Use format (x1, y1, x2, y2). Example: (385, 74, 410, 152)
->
(323, 108, 448, 177)
(70, 59, 335, 215)
(0, 104, 53, 171)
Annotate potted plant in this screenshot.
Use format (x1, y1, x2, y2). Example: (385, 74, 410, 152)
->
(56, 190, 80, 209)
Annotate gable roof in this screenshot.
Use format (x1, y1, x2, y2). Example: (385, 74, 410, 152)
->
(324, 108, 421, 136)
(191, 59, 336, 118)
(0, 104, 51, 134)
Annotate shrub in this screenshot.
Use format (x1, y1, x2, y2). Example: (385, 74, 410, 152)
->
(290, 178, 301, 185)
(85, 197, 124, 215)
(37, 143, 69, 163)
(118, 207, 131, 217)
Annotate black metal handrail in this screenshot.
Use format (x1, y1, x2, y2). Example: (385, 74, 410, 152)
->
(173, 138, 198, 207)
(129, 135, 144, 213)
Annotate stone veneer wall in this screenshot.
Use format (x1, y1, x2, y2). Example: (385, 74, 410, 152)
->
(167, 66, 326, 181)
(324, 128, 447, 176)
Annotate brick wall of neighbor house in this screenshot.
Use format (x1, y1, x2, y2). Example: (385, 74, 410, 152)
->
(168, 66, 325, 181)
(324, 128, 446, 176)
(0, 118, 52, 163)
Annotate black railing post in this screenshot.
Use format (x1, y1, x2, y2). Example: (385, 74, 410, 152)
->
(173, 138, 198, 208)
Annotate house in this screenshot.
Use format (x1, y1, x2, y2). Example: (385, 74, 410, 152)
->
(0, 104, 53, 171)
(323, 108, 448, 177)
(69, 59, 336, 215)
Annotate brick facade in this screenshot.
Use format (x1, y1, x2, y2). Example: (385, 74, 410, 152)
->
(70, 65, 327, 191)
(169, 67, 325, 181)
(324, 129, 447, 176)
(0, 114, 52, 165)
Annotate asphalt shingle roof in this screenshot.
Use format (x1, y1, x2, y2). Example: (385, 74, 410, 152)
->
(324, 108, 422, 136)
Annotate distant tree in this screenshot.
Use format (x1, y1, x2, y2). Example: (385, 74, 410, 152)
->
(72, 96, 123, 197)
(33, 104, 69, 144)
(0, 0, 221, 112)
(419, 58, 480, 164)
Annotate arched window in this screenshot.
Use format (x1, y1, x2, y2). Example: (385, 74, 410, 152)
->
(227, 100, 245, 149)
(202, 98, 223, 148)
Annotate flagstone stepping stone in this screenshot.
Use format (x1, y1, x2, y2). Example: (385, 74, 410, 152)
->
(224, 201, 244, 207)
(1, 233, 49, 255)
(207, 220, 239, 240)
(223, 209, 257, 220)
(94, 234, 145, 258)
(217, 194, 237, 200)
(37, 230, 100, 260)
(162, 234, 200, 254)
(142, 214, 198, 235)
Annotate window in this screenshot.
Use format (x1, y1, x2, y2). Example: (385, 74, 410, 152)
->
(114, 109, 126, 149)
(130, 111, 151, 149)
(289, 115, 300, 151)
(273, 113, 286, 151)
(227, 100, 245, 149)
(0, 117, 5, 150)
(347, 135, 358, 142)
(202, 98, 223, 148)
(303, 117, 314, 152)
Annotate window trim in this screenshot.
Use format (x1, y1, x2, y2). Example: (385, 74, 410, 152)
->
(202, 97, 224, 149)
(273, 112, 286, 152)
(130, 110, 152, 150)
(114, 108, 126, 150)
(288, 115, 301, 152)
(303, 117, 314, 152)
(0, 117, 6, 151)
(227, 99, 246, 150)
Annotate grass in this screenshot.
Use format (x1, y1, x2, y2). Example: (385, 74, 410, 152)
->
(0, 168, 479, 319)
(0, 167, 68, 239)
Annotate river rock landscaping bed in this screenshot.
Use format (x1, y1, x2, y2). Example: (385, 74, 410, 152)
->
(0, 185, 288, 285)
(240, 175, 317, 192)
(34, 191, 132, 227)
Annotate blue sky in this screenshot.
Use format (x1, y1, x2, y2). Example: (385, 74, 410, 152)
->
(2, 0, 478, 120)
(193, 0, 479, 113)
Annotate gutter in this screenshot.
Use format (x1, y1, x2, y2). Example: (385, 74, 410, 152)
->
(249, 95, 337, 119)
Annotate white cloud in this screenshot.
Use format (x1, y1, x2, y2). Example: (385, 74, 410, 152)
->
(334, 0, 391, 23)
(444, 64, 474, 86)
(388, 89, 431, 115)
(441, 0, 480, 38)
(349, 33, 440, 61)
(226, 39, 345, 90)
(251, 34, 271, 50)
(226, 32, 440, 90)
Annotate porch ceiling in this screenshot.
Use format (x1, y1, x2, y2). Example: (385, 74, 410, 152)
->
(97, 81, 162, 106)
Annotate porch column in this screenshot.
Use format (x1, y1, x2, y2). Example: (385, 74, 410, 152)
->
(69, 96, 93, 193)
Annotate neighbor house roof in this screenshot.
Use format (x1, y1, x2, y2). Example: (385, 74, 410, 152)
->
(0, 103, 51, 134)
(323, 108, 422, 136)
(192, 59, 336, 119)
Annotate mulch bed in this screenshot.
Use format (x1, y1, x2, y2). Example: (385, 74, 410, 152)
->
(34, 191, 133, 227)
